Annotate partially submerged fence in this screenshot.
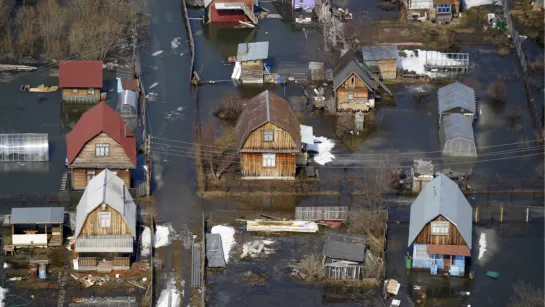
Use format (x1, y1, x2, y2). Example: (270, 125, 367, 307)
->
(181, 0, 196, 84)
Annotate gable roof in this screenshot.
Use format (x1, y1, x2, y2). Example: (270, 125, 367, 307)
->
(67, 102, 136, 166)
(441, 114, 475, 142)
(408, 174, 472, 249)
(235, 90, 301, 151)
(323, 232, 366, 262)
(333, 51, 376, 91)
(438, 82, 476, 115)
(361, 45, 399, 61)
(75, 169, 137, 238)
(59, 60, 103, 88)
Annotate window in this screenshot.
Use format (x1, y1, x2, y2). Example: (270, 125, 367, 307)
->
(263, 130, 274, 142)
(413, 244, 431, 260)
(72, 89, 78, 93)
(350, 77, 355, 87)
(95, 144, 110, 156)
(299, 0, 304, 3)
(98, 212, 111, 228)
(431, 221, 449, 235)
(262, 153, 276, 167)
(88, 88, 95, 95)
(87, 170, 95, 182)
(437, 4, 451, 13)
(348, 93, 354, 100)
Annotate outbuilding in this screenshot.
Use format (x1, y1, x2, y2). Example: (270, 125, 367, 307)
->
(361, 45, 398, 80)
(10, 207, 65, 248)
(323, 232, 367, 280)
(440, 114, 477, 158)
(437, 82, 476, 124)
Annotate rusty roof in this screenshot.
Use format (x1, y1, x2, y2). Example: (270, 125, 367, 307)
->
(67, 102, 136, 166)
(427, 244, 471, 256)
(121, 79, 140, 92)
(235, 90, 301, 151)
(59, 60, 103, 88)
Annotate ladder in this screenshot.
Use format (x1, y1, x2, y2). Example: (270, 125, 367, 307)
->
(59, 172, 68, 191)
(239, 3, 258, 24)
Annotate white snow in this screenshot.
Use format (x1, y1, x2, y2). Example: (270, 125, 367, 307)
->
(211, 225, 235, 263)
(0, 287, 7, 307)
(397, 49, 463, 76)
(150, 82, 159, 89)
(465, 0, 500, 9)
(157, 278, 181, 307)
(171, 37, 181, 50)
(155, 224, 174, 248)
(313, 136, 335, 165)
(478, 232, 487, 260)
(140, 226, 151, 257)
(152, 50, 164, 56)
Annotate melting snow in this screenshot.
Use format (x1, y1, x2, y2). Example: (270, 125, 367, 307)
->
(152, 50, 164, 56)
(150, 82, 159, 89)
(0, 287, 7, 307)
(465, 0, 500, 9)
(313, 136, 335, 165)
(157, 278, 181, 307)
(478, 233, 487, 260)
(140, 226, 151, 257)
(211, 225, 235, 263)
(171, 37, 182, 49)
(155, 224, 174, 248)
(398, 49, 463, 76)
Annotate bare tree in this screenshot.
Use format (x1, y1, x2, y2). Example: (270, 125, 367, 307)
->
(509, 281, 544, 307)
(488, 81, 507, 102)
(335, 113, 355, 137)
(214, 93, 245, 124)
(201, 123, 237, 180)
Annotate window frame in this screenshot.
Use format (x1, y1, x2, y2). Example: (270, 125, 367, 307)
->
(95, 143, 110, 157)
(98, 211, 112, 228)
(431, 221, 450, 235)
(88, 88, 95, 95)
(348, 92, 354, 100)
(262, 153, 276, 168)
(263, 130, 274, 142)
(437, 4, 451, 13)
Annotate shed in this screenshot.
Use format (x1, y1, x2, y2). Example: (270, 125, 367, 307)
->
(309, 62, 324, 81)
(235, 42, 269, 85)
(323, 232, 367, 280)
(361, 46, 398, 80)
(437, 82, 476, 124)
(206, 233, 226, 268)
(440, 114, 477, 158)
(411, 159, 434, 193)
(10, 207, 64, 247)
(237, 42, 269, 62)
(0, 133, 49, 162)
(205, 0, 258, 24)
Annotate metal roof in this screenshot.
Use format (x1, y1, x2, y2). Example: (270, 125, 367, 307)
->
(323, 232, 366, 262)
(59, 60, 103, 88)
(75, 234, 134, 253)
(237, 42, 269, 62)
(10, 207, 64, 224)
(333, 51, 376, 91)
(75, 169, 137, 238)
(440, 114, 477, 157)
(407, 174, 473, 249)
(206, 233, 226, 268)
(437, 82, 476, 115)
(361, 45, 399, 61)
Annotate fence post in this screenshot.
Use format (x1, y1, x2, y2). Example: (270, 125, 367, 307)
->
(525, 207, 530, 223)
(500, 205, 504, 223)
(474, 206, 479, 223)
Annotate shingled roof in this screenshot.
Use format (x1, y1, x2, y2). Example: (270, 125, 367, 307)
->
(333, 51, 376, 91)
(235, 90, 301, 152)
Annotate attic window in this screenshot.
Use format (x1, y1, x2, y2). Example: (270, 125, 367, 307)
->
(350, 77, 355, 86)
(263, 130, 274, 142)
(431, 221, 449, 235)
(96, 144, 110, 156)
(98, 212, 111, 228)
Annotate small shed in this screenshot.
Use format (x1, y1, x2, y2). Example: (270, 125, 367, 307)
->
(361, 45, 398, 80)
(206, 233, 226, 268)
(309, 62, 324, 81)
(437, 82, 476, 124)
(323, 232, 367, 280)
(117, 90, 139, 132)
(10, 207, 64, 247)
(235, 41, 269, 85)
(411, 159, 434, 193)
(440, 114, 477, 158)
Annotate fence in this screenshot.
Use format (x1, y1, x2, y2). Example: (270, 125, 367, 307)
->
(181, 0, 196, 84)
(295, 206, 348, 221)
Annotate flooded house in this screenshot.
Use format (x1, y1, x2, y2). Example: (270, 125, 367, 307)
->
(323, 232, 367, 280)
(437, 82, 476, 125)
(440, 114, 477, 158)
(232, 41, 269, 85)
(235, 90, 301, 179)
(361, 45, 399, 80)
(204, 0, 258, 25)
(67, 102, 136, 190)
(407, 174, 472, 277)
(59, 60, 103, 104)
(73, 169, 136, 272)
(10, 207, 64, 248)
(411, 159, 434, 193)
(333, 51, 377, 112)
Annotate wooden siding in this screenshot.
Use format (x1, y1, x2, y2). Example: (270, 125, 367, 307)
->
(240, 61, 264, 84)
(338, 72, 368, 90)
(71, 168, 130, 190)
(337, 89, 369, 112)
(241, 122, 298, 151)
(413, 215, 467, 246)
(79, 204, 131, 236)
(62, 88, 101, 103)
(72, 132, 133, 166)
(240, 153, 296, 178)
(365, 59, 397, 80)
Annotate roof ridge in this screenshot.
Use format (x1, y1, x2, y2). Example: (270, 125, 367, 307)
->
(265, 90, 270, 121)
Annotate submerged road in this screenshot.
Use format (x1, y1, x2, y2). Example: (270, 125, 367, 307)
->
(142, 0, 200, 305)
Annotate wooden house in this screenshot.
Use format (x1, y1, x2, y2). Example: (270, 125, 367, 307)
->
(440, 114, 477, 158)
(204, 0, 258, 25)
(67, 101, 136, 190)
(361, 45, 398, 80)
(403, 0, 433, 20)
(323, 232, 367, 280)
(59, 60, 103, 104)
(235, 90, 301, 179)
(411, 159, 434, 193)
(333, 51, 377, 112)
(10, 207, 64, 248)
(438, 82, 476, 124)
(407, 174, 472, 277)
(232, 41, 269, 85)
(74, 169, 136, 272)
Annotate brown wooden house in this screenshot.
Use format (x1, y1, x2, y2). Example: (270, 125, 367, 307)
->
(407, 174, 472, 277)
(333, 51, 377, 112)
(74, 169, 136, 272)
(235, 90, 301, 179)
(361, 45, 398, 80)
(67, 101, 136, 190)
(59, 60, 103, 104)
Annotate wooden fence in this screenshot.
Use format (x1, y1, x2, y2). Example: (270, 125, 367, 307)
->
(295, 206, 348, 221)
(181, 0, 196, 84)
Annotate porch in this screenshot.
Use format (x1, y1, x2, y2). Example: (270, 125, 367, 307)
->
(411, 244, 467, 277)
(74, 235, 134, 271)
(10, 207, 64, 248)
(76, 256, 131, 272)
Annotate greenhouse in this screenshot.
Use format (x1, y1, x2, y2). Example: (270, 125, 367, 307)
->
(0, 133, 49, 162)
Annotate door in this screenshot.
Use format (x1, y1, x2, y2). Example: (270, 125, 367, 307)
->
(443, 256, 450, 270)
(86, 170, 96, 183)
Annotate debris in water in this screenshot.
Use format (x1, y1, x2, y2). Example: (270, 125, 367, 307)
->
(177, 107, 183, 111)
(240, 240, 275, 259)
(211, 225, 235, 263)
(478, 233, 487, 260)
(150, 82, 159, 89)
(152, 50, 164, 56)
(171, 37, 181, 49)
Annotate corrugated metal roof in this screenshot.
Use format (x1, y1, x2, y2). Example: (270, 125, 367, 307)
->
(75, 234, 134, 253)
(440, 114, 477, 157)
(75, 169, 137, 238)
(407, 174, 473, 249)
(361, 45, 399, 61)
(59, 60, 103, 88)
(437, 82, 476, 115)
(206, 234, 226, 268)
(235, 90, 301, 152)
(10, 207, 64, 224)
(333, 51, 376, 91)
(237, 42, 269, 62)
(300, 125, 314, 144)
(323, 232, 366, 262)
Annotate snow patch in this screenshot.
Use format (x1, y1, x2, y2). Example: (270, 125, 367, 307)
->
(478, 232, 487, 260)
(152, 50, 164, 56)
(171, 37, 182, 50)
(157, 278, 181, 307)
(150, 82, 159, 89)
(0, 287, 7, 307)
(313, 136, 335, 165)
(211, 225, 235, 263)
(140, 226, 152, 257)
(398, 49, 463, 76)
(155, 224, 174, 248)
(464, 0, 500, 9)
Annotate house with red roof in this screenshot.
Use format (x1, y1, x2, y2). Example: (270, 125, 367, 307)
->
(59, 60, 103, 104)
(67, 102, 136, 190)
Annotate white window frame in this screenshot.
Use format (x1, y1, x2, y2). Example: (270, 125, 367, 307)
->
(98, 211, 112, 228)
(431, 221, 450, 235)
(263, 130, 274, 142)
(88, 88, 95, 95)
(95, 143, 110, 156)
(262, 153, 276, 168)
(86, 170, 96, 182)
(348, 92, 354, 100)
(413, 244, 431, 260)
